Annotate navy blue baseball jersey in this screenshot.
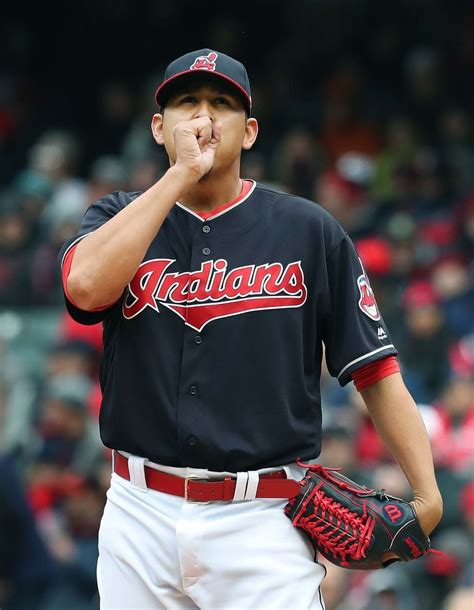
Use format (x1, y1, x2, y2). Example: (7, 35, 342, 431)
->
(59, 181, 397, 471)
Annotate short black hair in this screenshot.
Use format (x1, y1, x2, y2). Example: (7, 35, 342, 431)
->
(160, 72, 249, 117)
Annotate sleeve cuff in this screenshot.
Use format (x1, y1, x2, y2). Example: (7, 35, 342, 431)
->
(62, 243, 117, 312)
(352, 355, 400, 391)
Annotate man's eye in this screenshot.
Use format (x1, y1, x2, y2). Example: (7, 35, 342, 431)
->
(215, 97, 230, 105)
(181, 96, 196, 103)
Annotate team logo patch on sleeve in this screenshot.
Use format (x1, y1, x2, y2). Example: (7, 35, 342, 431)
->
(357, 274, 380, 321)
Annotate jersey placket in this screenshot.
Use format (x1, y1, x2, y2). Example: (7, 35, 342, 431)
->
(176, 220, 215, 466)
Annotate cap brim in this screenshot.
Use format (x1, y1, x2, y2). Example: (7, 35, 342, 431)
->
(155, 70, 251, 112)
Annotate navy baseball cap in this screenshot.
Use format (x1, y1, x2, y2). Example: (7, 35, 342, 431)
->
(155, 49, 252, 114)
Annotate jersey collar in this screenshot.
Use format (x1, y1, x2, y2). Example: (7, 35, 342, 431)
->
(176, 179, 256, 222)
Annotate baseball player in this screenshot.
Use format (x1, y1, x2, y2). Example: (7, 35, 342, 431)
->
(59, 49, 442, 609)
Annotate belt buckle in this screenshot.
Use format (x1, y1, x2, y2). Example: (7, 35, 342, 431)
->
(184, 474, 210, 503)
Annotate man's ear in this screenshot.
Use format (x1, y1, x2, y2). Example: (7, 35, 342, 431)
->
(242, 118, 259, 151)
(151, 113, 164, 145)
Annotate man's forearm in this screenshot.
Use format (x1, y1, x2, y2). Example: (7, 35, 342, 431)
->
(360, 372, 443, 534)
(67, 165, 194, 310)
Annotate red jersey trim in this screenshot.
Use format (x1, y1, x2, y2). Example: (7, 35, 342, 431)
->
(176, 179, 256, 221)
(337, 345, 395, 379)
(196, 179, 253, 220)
(62, 244, 115, 312)
(352, 356, 400, 391)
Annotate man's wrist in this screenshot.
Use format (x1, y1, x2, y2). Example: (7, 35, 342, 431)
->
(411, 492, 443, 535)
(412, 488, 443, 506)
(167, 163, 201, 190)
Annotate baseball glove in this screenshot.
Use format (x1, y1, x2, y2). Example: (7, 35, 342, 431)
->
(284, 461, 431, 570)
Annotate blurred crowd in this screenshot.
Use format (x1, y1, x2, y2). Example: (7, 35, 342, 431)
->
(1, 3, 473, 609)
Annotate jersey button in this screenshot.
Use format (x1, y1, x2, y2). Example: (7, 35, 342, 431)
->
(202, 225, 211, 233)
(187, 436, 197, 446)
(194, 335, 202, 345)
(202, 247, 211, 255)
(189, 385, 197, 395)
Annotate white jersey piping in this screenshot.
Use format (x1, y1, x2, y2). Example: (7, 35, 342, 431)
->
(176, 179, 256, 222)
(60, 233, 91, 268)
(337, 344, 395, 379)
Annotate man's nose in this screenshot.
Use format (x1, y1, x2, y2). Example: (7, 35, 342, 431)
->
(194, 100, 213, 119)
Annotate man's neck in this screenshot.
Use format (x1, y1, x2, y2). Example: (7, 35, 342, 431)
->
(178, 170, 243, 213)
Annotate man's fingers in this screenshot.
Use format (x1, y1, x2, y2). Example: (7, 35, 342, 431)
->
(199, 121, 221, 148)
(196, 120, 214, 148)
(174, 117, 212, 138)
(211, 121, 222, 143)
(382, 550, 401, 563)
(175, 117, 220, 146)
(191, 116, 213, 128)
(173, 117, 220, 179)
(193, 116, 213, 137)
(197, 120, 222, 150)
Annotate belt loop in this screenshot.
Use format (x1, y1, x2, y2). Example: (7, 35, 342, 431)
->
(232, 472, 249, 501)
(128, 455, 148, 492)
(244, 471, 259, 500)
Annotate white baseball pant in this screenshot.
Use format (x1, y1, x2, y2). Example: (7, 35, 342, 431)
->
(97, 454, 326, 610)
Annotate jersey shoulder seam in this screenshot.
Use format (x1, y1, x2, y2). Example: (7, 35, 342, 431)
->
(326, 232, 348, 260)
(112, 190, 142, 204)
(254, 183, 316, 203)
(83, 190, 142, 215)
(253, 183, 289, 197)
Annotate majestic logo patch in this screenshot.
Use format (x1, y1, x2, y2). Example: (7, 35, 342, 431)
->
(190, 51, 217, 72)
(123, 258, 307, 331)
(357, 274, 380, 321)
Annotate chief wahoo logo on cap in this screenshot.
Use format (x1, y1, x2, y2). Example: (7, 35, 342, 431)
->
(190, 52, 218, 72)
